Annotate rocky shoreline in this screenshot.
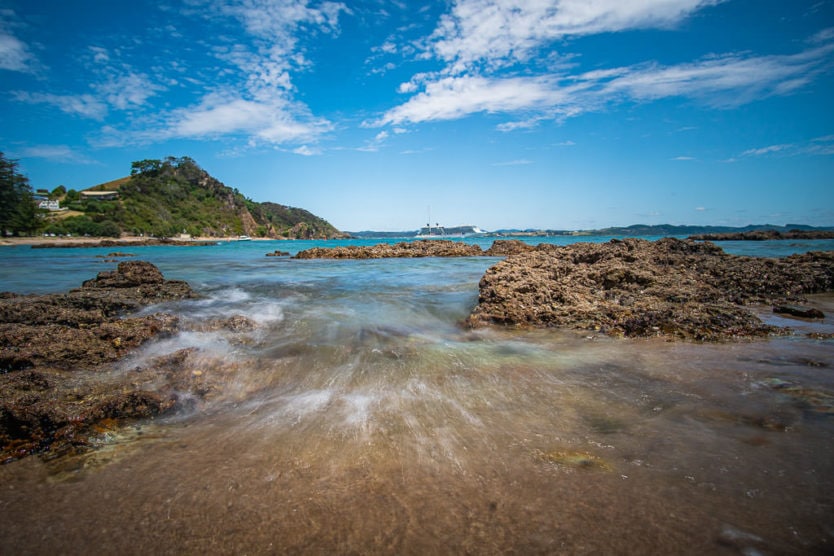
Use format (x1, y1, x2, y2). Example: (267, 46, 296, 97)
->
(292, 237, 834, 339)
(467, 238, 834, 340)
(3, 239, 833, 464)
(0, 262, 199, 463)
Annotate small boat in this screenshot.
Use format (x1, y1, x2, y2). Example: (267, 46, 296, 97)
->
(238, 235, 252, 241)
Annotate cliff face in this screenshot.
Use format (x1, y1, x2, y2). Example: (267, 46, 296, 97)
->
(83, 156, 345, 239)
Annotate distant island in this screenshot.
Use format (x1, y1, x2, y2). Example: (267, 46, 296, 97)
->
(688, 229, 834, 241)
(1, 153, 347, 240)
(348, 223, 834, 239)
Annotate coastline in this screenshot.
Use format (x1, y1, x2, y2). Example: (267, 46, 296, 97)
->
(0, 235, 278, 247)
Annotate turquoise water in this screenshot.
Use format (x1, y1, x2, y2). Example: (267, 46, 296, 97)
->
(1, 236, 833, 554)
(3, 235, 834, 294)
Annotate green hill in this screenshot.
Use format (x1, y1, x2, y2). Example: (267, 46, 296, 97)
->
(46, 156, 345, 239)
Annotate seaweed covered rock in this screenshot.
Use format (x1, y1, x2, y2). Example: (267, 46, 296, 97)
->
(467, 238, 834, 341)
(0, 262, 196, 462)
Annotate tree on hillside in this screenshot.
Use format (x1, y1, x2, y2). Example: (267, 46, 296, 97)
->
(0, 152, 39, 236)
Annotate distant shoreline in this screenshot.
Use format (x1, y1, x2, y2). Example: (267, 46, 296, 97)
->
(0, 236, 277, 248)
(688, 230, 834, 241)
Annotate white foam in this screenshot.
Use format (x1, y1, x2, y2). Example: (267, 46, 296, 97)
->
(340, 392, 379, 428)
(279, 389, 334, 424)
(247, 302, 284, 324)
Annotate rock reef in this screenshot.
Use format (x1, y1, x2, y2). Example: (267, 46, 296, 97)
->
(294, 239, 484, 259)
(0, 262, 196, 462)
(467, 238, 834, 341)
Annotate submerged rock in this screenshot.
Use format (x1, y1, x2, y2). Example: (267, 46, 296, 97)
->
(773, 305, 825, 319)
(467, 238, 834, 341)
(533, 448, 613, 471)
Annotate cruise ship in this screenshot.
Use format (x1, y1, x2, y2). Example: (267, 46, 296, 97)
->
(415, 224, 486, 238)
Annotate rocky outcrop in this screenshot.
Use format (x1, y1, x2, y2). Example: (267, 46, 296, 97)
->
(467, 238, 834, 341)
(0, 262, 197, 462)
(483, 239, 537, 256)
(294, 240, 484, 259)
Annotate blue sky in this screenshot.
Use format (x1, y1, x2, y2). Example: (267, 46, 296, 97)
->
(1, 0, 833, 232)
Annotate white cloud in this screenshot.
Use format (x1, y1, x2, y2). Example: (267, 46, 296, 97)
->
(496, 116, 548, 132)
(740, 144, 793, 157)
(595, 45, 834, 107)
(673, 156, 695, 160)
(16, 144, 98, 164)
(0, 9, 40, 73)
(372, 74, 583, 126)
(151, 0, 349, 147)
(736, 136, 834, 159)
(88, 46, 110, 64)
(13, 91, 109, 120)
(373, 40, 834, 128)
(430, 0, 723, 73)
(13, 71, 162, 120)
(95, 73, 164, 110)
(0, 29, 33, 71)
(164, 91, 331, 144)
(292, 145, 320, 156)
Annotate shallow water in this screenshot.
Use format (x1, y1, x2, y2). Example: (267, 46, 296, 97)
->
(1, 239, 833, 554)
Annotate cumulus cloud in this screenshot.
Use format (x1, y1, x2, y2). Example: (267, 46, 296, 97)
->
(156, 0, 349, 146)
(163, 91, 331, 144)
(430, 0, 724, 73)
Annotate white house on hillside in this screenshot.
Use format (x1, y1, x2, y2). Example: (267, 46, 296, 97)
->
(38, 199, 62, 211)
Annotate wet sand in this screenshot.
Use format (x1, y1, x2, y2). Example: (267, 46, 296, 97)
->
(1, 325, 832, 554)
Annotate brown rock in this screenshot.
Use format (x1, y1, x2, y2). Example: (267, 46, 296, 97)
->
(483, 239, 537, 256)
(0, 262, 195, 462)
(294, 239, 483, 259)
(467, 238, 834, 341)
(773, 305, 825, 319)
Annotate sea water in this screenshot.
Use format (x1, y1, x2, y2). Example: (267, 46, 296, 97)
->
(1, 237, 833, 554)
